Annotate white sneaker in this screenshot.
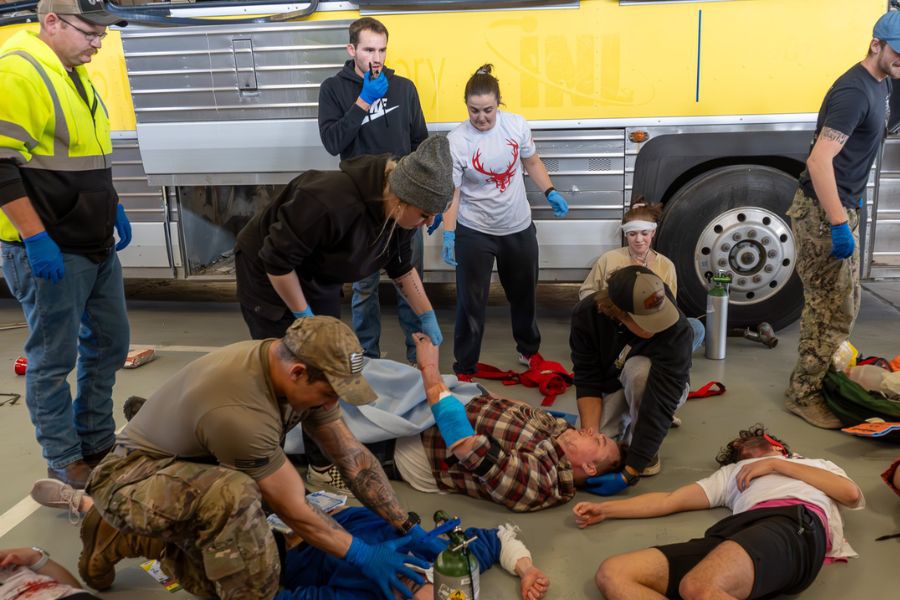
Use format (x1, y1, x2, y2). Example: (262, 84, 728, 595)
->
(517, 353, 531, 367)
(31, 478, 85, 524)
(306, 465, 354, 496)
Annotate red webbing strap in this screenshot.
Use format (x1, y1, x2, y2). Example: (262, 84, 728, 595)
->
(687, 381, 726, 399)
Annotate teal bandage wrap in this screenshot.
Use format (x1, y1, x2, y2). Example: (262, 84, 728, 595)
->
(430, 395, 475, 447)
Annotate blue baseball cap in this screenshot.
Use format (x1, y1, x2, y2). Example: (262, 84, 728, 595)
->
(874, 12, 900, 53)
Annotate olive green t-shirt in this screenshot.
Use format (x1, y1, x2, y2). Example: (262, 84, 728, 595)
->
(578, 247, 678, 300)
(117, 340, 341, 480)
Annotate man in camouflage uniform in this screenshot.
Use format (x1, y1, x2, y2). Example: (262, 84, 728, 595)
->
(786, 12, 900, 428)
(81, 317, 430, 600)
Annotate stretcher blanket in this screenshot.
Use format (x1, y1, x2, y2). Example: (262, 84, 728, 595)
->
(284, 358, 483, 454)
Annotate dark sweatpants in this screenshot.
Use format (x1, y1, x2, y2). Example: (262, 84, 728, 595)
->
(453, 222, 541, 374)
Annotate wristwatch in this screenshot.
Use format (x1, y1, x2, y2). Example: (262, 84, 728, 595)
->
(29, 546, 50, 571)
(397, 511, 421, 535)
(622, 468, 640, 487)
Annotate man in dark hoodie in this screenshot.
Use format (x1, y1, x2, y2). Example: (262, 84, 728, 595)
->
(570, 266, 692, 496)
(318, 17, 429, 367)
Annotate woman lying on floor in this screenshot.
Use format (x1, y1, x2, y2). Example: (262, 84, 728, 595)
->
(31, 479, 549, 600)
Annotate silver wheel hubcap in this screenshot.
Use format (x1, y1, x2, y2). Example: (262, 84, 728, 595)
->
(694, 207, 796, 306)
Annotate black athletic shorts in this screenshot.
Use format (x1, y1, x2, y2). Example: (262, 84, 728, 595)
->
(655, 505, 827, 600)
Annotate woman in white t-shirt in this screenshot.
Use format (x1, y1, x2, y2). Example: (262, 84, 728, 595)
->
(579, 199, 705, 351)
(441, 64, 569, 378)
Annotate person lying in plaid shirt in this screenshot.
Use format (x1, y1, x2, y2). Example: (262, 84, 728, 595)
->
(382, 334, 623, 513)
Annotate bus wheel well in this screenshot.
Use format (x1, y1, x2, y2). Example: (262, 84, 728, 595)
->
(658, 156, 805, 205)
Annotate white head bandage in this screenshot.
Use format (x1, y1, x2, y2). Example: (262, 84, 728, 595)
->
(622, 220, 658, 234)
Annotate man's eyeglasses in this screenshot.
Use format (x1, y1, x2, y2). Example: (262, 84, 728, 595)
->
(58, 16, 107, 42)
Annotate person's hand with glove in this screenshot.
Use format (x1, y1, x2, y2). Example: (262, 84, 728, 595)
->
(23, 231, 64, 283)
(344, 534, 429, 600)
(417, 310, 443, 345)
(441, 231, 457, 267)
(292, 307, 314, 319)
(403, 523, 450, 560)
(583, 470, 633, 496)
(545, 188, 568, 218)
(360, 68, 389, 106)
(114, 204, 132, 251)
(830, 221, 854, 259)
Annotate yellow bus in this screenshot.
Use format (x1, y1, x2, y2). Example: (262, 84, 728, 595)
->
(1, 0, 895, 328)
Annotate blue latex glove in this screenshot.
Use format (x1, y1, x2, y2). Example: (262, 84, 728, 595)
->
(114, 204, 132, 251)
(360, 69, 389, 105)
(292, 307, 314, 319)
(546, 190, 569, 218)
(418, 309, 442, 345)
(23, 231, 64, 283)
(441, 231, 457, 267)
(830, 222, 854, 259)
(344, 535, 428, 600)
(431, 395, 475, 447)
(583, 471, 629, 496)
(426, 213, 443, 235)
(404, 523, 449, 559)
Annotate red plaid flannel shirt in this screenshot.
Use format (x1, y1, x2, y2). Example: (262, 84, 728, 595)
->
(422, 395, 576, 512)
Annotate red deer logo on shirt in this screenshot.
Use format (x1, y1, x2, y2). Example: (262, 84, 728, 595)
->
(472, 139, 519, 192)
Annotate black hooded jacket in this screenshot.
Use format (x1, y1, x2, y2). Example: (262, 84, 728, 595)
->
(235, 155, 414, 319)
(318, 60, 428, 160)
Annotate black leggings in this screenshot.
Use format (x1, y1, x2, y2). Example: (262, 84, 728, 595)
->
(453, 222, 540, 374)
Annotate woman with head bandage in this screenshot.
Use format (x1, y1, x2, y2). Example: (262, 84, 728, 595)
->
(578, 199, 705, 352)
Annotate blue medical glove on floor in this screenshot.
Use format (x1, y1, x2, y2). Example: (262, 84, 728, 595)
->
(344, 535, 428, 600)
(292, 307, 314, 318)
(584, 471, 629, 496)
(360, 70, 389, 105)
(418, 309, 443, 345)
(114, 204, 132, 251)
(546, 190, 569, 218)
(441, 231, 457, 267)
(23, 231, 64, 283)
(830, 222, 854, 259)
(427, 213, 443, 235)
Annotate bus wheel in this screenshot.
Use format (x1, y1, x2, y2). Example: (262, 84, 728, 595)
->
(657, 165, 803, 331)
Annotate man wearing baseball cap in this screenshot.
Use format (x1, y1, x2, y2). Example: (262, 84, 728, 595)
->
(81, 316, 433, 600)
(786, 11, 900, 429)
(570, 266, 693, 496)
(1, 0, 129, 489)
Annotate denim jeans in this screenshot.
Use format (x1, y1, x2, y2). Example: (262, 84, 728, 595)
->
(2, 243, 129, 469)
(352, 227, 424, 363)
(688, 317, 705, 353)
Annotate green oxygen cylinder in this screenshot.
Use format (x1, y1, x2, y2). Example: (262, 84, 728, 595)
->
(432, 511, 480, 600)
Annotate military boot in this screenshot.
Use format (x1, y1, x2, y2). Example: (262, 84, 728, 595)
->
(79, 507, 166, 590)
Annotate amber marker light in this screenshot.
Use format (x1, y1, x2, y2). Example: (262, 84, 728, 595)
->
(629, 130, 649, 143)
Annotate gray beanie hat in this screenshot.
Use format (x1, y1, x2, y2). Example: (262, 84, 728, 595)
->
(388, 135, 454, 214)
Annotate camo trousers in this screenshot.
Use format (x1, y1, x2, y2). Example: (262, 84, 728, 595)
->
(88, 450, 280, 599)
(785, 190, 861, 404)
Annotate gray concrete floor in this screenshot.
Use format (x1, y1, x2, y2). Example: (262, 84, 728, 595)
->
(0, 283, 898, 599)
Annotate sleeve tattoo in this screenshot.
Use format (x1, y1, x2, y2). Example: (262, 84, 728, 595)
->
(306, 420, 407, 526)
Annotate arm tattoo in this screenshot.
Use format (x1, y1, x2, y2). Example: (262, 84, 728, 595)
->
(394, 269, 424, 300)
(819, 127, 849, 146)
(306, 497, 344, 532)
(308, 421, 407, 526)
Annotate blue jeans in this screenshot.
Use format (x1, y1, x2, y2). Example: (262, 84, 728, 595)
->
(688, 317, 705, 353)
(2, 244, 129, 469)
(352, 227, 424, 363)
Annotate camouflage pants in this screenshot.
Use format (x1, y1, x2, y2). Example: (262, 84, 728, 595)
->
(785, 190, 861, 404)
(87, 450, 280, 600)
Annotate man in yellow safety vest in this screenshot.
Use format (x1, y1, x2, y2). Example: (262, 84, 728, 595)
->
(0, 0, 130, 488)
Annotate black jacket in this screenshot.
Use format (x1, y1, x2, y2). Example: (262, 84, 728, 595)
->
(570, 291, 692, 472)
(317, 60, 428, 160)
(235, 155, 414, 319)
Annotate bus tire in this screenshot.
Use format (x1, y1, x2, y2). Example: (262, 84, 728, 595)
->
(657, 165, 803, 331)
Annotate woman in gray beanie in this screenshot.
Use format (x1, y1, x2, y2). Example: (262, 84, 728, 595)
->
(440, 64, 569, 380)
(234, 134, 453, 346)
